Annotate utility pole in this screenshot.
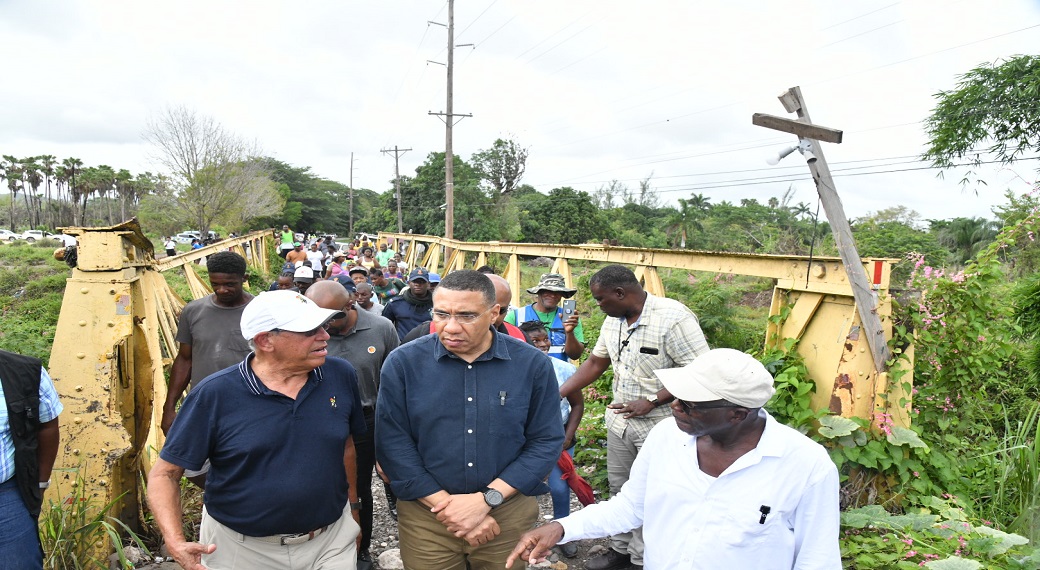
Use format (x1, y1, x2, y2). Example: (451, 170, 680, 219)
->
(381, 145, 411, 234)
(753, 86, 891, 373)
(348, 152, 354, 237)
(428, 0, 472, 240)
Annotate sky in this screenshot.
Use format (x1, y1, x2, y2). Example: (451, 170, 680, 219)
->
(2, 0, 1039, 225)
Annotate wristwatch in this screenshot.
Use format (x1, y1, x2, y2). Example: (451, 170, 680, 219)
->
(482, 487, 504, 509)
(647, 394, 660, 407)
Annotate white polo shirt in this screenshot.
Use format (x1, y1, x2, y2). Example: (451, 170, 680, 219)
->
(559, 410, 841, 569)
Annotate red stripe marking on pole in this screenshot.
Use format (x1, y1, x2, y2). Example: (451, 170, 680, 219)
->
(872, 261, 882, 285)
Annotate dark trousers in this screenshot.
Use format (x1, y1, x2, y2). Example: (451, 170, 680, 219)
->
(355, 408, 397, 553)
(0, 478, 42, 569)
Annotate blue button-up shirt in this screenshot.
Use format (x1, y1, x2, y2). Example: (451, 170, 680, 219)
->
(1, 368, 63, 484)
(376, 331, 564, 500)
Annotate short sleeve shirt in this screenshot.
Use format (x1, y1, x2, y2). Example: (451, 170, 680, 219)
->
(592, 293, 710, 439)
(175, 294, 253, 388)
(0, 368, 63, 482)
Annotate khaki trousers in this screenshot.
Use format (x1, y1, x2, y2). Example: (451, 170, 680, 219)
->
(200, 506, 359, 570)
(397, 495, 539, 570)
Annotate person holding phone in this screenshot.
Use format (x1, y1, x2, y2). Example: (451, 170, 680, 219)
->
(506, 273, 585, 360)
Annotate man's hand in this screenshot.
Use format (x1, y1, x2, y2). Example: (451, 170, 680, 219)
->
(462, 514, 501, 547)
(166, 540, 216, 570)
(562, 313, 579, 334)
(431, 493, 492, 536)
(160, 407, 176, 436)
(608, 398, 656, 419)
(375, 461, 390, 484)
(506, 522, 565, 568)
(351, 507, 362, 550)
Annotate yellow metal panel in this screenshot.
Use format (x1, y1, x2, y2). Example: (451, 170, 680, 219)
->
(503, 255, 521, 308)
(551, 258, 573, 289)
(475, 251, 487, 269)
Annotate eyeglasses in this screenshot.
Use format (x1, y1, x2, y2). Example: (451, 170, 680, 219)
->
(271, 322, 331, 337)
(677, 400, 744, 415)
(430, 307, 494, 324)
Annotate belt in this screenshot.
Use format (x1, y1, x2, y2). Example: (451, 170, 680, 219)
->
(252, 524, 331, 546)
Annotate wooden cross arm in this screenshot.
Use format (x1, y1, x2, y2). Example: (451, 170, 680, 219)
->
(751, 113, 843, 144)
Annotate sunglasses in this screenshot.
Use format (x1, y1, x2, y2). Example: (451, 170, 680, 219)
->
(677, 400, 744, 415)
(272, 322, 332, 337)
(430, 307, 495, 324)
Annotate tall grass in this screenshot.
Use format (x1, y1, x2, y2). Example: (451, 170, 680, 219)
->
(38, 473, 150, 570)
(974, 401, 1040, 542)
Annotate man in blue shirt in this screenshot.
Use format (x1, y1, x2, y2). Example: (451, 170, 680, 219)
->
(376, 270, 564, 569)
(148, 291, 366, 570)
(382, 267, 435, 340)
(0, 351, 62, 569)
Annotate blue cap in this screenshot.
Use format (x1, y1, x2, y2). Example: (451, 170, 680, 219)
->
(408, 267, 429, 282)
(429, 272, 441, 283)
(332, 274, 357, 293)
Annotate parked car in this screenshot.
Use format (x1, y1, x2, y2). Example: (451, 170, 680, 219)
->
(173, 232, 199, 244)
(20, 230, 54, 243)
(0, 229, 18, 242)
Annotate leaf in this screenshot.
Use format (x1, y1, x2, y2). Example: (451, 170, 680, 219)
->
(887, 426, 929, 449)
(818, 415, 860, 438)
(924, 556, 983, 570)
(973, 525, 1029, 556)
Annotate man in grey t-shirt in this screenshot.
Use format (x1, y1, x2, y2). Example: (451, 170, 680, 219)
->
(307, 280, 399, 566)
(162, 252, 254, 438)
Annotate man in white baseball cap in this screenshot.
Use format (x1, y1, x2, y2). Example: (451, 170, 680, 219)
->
(509, 348, 841, 570)
(149, 290, 367, 570)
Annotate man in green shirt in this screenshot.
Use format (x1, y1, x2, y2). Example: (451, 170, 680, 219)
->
(371, 270, 407, 304)
(375, 242, 396, 266)
(505, 273, 584, 360)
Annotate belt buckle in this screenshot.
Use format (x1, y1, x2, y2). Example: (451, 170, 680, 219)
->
(280, 533, 308, 546)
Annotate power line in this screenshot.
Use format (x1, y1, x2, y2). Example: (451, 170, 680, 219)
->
(820, 2, 901, 30)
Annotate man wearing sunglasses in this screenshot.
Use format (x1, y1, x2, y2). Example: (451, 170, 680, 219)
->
(149, 290, 367, 570)
(508, 348, 841, 569)
(377, 270, 564, 569)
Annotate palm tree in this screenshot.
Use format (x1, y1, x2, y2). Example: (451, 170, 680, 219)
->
(1, 156, 23, 231)
(39, 155, 56, 229)
(62, 158, 83, 225)
(21, 157, 42, 228)
(938, 217, 1000, 265)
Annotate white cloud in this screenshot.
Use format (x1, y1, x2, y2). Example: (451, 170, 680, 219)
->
(0, 0, 1038, 221)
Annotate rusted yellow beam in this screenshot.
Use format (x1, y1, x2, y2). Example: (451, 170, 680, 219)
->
(382, 232, 909, 427)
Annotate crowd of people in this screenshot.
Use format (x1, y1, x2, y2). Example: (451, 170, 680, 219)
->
(0, 232, 843, 570)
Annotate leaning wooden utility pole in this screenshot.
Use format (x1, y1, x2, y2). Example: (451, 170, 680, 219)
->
(753, 86, 892, 373)
(381, 145, 411, 233)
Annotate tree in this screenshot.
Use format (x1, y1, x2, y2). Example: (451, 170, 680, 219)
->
(935, 217, 1000, 265)
(143, 106, 275, 235)
(471, 138, 528, 196)
(924, 55, 1040, 186)
(1, 156, 23, 231)
(524, 187, 609, 244)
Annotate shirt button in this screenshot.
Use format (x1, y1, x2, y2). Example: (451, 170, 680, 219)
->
(468, 365, 473, 369)
(467, 397, 473, 402)
(468, 462, 473, 467)
(467, 429, 473, 434)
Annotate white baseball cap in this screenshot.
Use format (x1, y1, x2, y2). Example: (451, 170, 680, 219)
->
(653, 348, 776, 408)
(240, 290, 345, 340)
(293, 266, 315, 283)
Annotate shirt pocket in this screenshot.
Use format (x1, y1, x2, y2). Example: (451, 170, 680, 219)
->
(5, 397, 37, 437)
(718, 500, 792, 549)
(488, 393, 529, 444)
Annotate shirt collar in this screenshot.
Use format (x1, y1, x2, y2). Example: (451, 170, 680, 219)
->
(238, 352, 324, 396)
(431, 327, 512, 362)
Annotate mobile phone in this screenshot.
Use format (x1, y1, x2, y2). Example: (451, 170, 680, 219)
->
(562, 299, 576, 315)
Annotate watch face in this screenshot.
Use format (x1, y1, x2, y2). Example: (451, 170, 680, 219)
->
(484, 488, 504, 507)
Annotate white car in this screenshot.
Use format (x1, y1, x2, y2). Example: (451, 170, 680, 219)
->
(174, 232, 200, 244)
(20, 230, 54, 243)
(0, 229, 18, 242)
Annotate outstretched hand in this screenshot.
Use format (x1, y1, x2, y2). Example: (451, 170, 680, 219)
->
(505, 522, 565, 568)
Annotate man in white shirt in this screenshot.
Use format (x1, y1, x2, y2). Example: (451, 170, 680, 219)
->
(507, 348, 841, 570)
